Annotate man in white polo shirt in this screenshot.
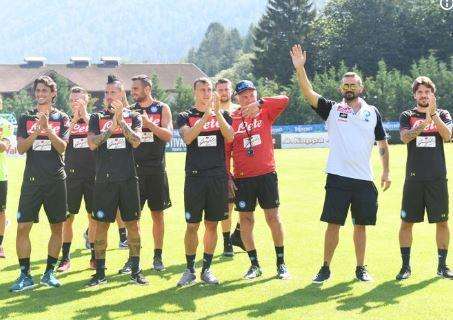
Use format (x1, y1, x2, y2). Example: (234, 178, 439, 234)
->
(291, 44, 391, 283)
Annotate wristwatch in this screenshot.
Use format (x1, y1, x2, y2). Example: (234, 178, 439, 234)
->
(257, 99, 264, 108)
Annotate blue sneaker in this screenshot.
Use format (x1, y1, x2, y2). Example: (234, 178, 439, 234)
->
(10, 273, 35, 292)
(40, 270, 61, 288)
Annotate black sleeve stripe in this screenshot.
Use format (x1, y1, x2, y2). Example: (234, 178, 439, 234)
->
(374, 107, 387, 141)
(313, 96, 334, 121)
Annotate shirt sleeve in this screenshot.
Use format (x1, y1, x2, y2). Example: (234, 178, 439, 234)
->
(399, 111, 411, 130)
(60, 113, 70, 141)
(224, 141, 233, 177)
(17, 115, 28, 139)
(262, 96, 289, 124)
(176, 112, 189, 129)
(88, 113, 100, 135)
(439, 110, 452, 128)
(132, 113, 142, 131)
(374, 107, 387, 141)
(312, 96, 335, 121)
(222, 110, 233, 125)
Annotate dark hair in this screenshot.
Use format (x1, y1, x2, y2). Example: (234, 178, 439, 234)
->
(412, 76, 436, 94)
(70, 86, 89, 102)
(107, 74, 121, 85)
(33, 76, 57, 93)
(215, 78, 231, 88)
(131, 74, 152, 88)
(70, 86, 87, 94)
(193, 77, 212, 90)
(106, 74, 125, 91)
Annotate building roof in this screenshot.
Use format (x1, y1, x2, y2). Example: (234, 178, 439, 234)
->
(0, 63, 206, 93)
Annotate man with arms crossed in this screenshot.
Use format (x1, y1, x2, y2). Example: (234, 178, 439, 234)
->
(291, 44, 391, 283)
(10, 76, 70, 291)
(227, 80, 290, 280)
(176, 78, 234, 286)
(397, 76, 453, 280)
(87, 75, 147, 286)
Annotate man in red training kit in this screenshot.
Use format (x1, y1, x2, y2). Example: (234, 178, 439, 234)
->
(226, 80, 290, 280)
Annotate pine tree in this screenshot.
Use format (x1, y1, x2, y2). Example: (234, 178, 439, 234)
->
(170, 76, 194, 119)
(252, 0, 316, 84)
(151, 73, 168, 103)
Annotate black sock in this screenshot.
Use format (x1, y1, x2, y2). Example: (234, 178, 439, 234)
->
(46, 255, 58, 272)
(323, 261, 330, 268)
(119, 227, 127, 243)
(202, 253, 213, 273)
(154, 248, 162, 259)
(62, 242, 71, 261)
(401, 247, 411, 268)
(130, 256, 140, 274)
(0, 235, 3, 246)
(438, 249, 448, 270)
(96, 259, 106, 278)
(186, 254, 196, 273)
(19, 258, 30, 275)
(90, 243, 95, 260)
(247, 250, 260, 267)
(275, 246, 285, 266)
(223, 232, 231, 246)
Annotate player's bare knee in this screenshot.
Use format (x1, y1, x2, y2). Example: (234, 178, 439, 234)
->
(186, 223, 199, 234)
(436, 221, 449, 231)
(204, 220, 218, 232)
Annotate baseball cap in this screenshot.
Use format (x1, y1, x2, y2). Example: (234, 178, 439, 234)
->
(234, 80, 256, 95)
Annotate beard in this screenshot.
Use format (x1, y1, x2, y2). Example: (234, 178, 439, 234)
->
(417, 100, 429, 108)
(342, 91, 358, 102)
(134, 95, 146, 103)
(220, 97, 230, 103)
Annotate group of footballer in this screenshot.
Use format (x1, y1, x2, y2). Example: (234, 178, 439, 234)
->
(0, 44, 451, 293)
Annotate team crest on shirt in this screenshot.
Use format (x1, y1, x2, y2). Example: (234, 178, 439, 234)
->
(364, 111, 371, 122)
(96, 210, 105, 219)
(150, 106, 158, 113)
(50, 112, 61, 121)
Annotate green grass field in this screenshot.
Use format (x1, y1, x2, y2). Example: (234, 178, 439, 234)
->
(1, 145, 452, 320)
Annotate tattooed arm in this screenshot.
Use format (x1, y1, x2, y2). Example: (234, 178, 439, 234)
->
(87, 129, 113, 151)
(120, 118, 141, 148)
(400, 112, 431, 144)
(377, 139, 391, 191)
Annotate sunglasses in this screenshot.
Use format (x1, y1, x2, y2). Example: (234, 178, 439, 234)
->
(341, 83, 360, 91)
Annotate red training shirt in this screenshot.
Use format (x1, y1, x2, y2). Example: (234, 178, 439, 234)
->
(226, 96, 289, 178)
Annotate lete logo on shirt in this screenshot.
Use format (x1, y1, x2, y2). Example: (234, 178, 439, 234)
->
(410, 118, 439, 133)
(99, 118, 133, 134)
(188, 116, 220, 132)
(235, 118, 264, 135)
(71, 122, 89, 135)
(26, 120, 61, 135)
